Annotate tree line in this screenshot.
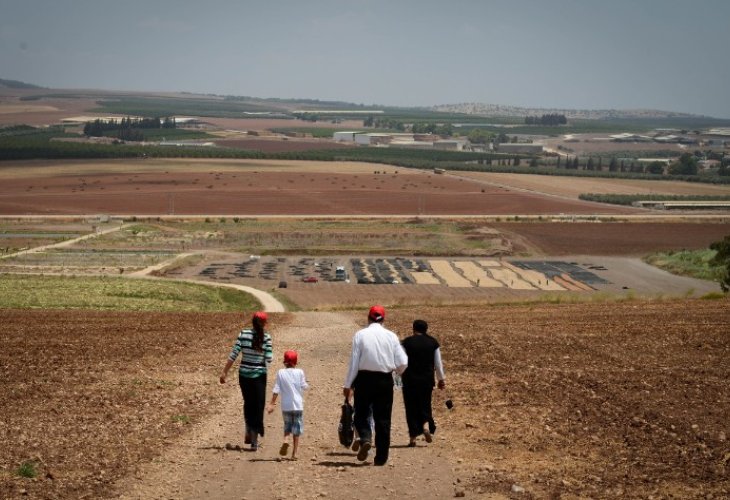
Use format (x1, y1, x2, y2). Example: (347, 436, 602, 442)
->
(524, 114, 568, 126)
(83, 116, 177, 141)
(362, 116, 454, 136)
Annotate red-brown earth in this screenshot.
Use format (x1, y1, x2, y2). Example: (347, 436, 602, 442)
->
(0, 167, 638, 216)
(2, 301, 729, 499)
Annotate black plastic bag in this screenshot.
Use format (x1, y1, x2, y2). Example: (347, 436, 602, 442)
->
(338, 398, 354, 447)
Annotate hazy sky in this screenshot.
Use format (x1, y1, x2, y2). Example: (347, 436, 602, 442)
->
(1, 0, 729, 117)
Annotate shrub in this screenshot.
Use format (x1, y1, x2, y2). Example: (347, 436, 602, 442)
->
(17, 461, 37, 478)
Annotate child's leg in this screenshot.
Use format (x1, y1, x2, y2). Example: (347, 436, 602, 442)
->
(280, 433, 291, 456)
(291, 411, 303, 459)
(280, 414, 292, 456)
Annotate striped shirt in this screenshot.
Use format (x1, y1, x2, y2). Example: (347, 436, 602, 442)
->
(228, 328, 273, 378)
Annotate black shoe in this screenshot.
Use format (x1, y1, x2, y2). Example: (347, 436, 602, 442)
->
(428, 421, 436, 435)
(356, 441, 371, 461)
(373, 459, 387, 466)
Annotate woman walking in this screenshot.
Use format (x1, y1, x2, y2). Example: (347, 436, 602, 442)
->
(220, 311, 273, 450)
(401, 319, 445, 447)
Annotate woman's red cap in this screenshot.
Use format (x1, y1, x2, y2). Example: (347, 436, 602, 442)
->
(252, 311, 268, 323)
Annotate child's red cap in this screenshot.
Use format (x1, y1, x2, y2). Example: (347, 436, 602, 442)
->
(284, 350, 298, 366)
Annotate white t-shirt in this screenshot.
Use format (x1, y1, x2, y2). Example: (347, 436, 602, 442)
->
(272, 367, 309, 411)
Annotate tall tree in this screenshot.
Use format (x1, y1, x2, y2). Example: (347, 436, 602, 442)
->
(668, 153, 698, 175)
(710, 235, 730, 292)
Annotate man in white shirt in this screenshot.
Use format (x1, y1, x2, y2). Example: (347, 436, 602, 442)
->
(343, 305, 408, 466)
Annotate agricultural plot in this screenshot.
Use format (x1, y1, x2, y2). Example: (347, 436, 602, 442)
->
(502, 261, 566, 291)
(0, 158, 640, 216)
(0, 220, 96, 255)
(495, 222, 730, 256)
(174, 253, 698, 306)
(350, 258, 414, 284)
(386, 299, 730, 499)
(512, 260, 610, 287)
(427, 260, 472, 287)
(455, 171, 730, 200)
(479, 261, 536, 290)
(0, 231, 81, 255)
(0, 248, 175, 274)
(453, 261, 502, 287)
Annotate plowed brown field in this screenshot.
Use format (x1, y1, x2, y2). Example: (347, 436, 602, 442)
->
(0, 161, 637, 216)
(2, 301, 728, 499)
(495, 221, 730, 255)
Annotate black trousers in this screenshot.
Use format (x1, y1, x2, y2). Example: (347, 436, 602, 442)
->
(239, 373, 267, 438)
(353, 370, 394, 463)
(402, 381, 434, 438)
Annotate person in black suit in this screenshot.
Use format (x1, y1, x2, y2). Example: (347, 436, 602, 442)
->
(401, 319, 445, 446)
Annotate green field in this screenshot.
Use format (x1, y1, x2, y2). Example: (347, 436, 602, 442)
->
(0, 274, 260, 311)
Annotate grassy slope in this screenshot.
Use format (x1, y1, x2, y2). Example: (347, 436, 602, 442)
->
(644, 249, 723, 281)
(0, 274, 261, 311)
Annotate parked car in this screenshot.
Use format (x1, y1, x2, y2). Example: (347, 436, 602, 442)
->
(302, 276, 318, 283)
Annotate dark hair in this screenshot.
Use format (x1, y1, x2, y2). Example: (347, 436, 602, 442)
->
(251, 316, 265, 351)
(413, 319, 428, 334)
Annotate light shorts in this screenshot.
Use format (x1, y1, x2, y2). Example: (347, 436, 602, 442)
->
(283, 410, 304, 436)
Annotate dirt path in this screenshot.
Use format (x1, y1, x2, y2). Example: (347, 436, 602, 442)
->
(114, 312, 455, 500)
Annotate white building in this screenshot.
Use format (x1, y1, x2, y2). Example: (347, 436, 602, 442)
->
(333, 131, 363, 142)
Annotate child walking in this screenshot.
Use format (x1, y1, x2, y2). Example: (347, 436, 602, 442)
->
(267, 350, 309, 460)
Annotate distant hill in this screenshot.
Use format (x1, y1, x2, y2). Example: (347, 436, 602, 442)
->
(431, 102, 703, 120)
(0, 78, 44, 89)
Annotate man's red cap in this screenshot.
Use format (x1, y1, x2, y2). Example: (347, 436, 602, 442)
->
(368, 305, 386, 322)
(252, 311, 268, 323)
(284, 350, 298, 366)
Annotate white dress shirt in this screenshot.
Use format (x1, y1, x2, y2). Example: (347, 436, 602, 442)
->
(343, 322, 408, 388)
